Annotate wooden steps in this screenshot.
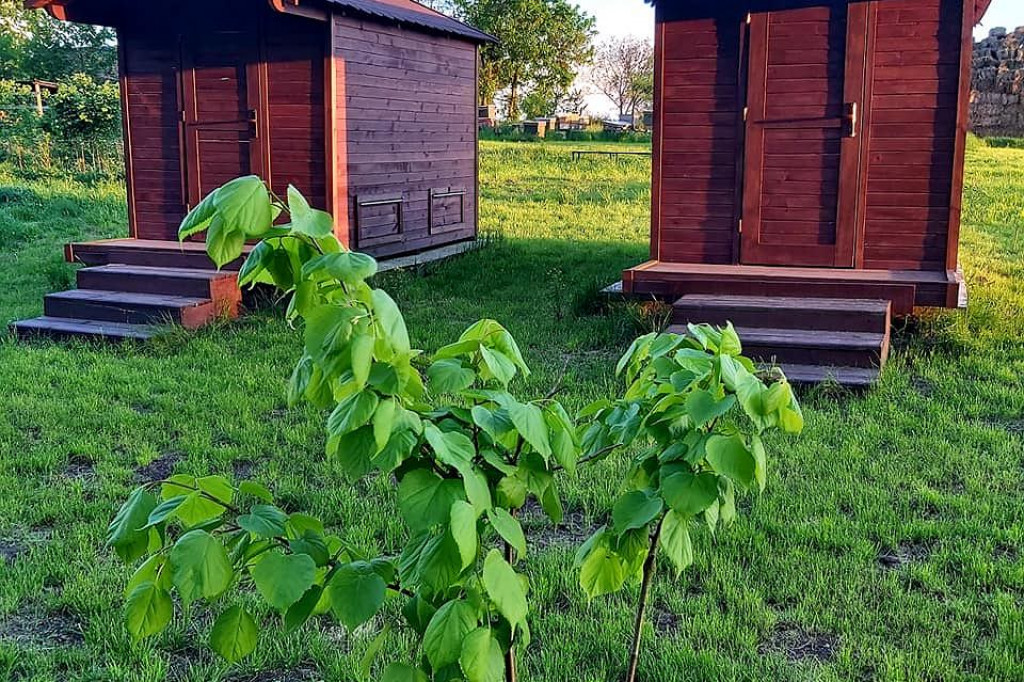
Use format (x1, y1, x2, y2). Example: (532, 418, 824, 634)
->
(11, 262, 241, 342)
(670, 294, 892, 386)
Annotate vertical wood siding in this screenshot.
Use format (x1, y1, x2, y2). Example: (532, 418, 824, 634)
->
(861, 0, 963, 271)
(333, 14, 478, 256)
(655, 17, 742, 264)
(654, 0, 966, 274)
(265, 14, 327, 211)
(120, 29, 185, 241)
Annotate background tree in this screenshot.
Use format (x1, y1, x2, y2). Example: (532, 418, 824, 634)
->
(0, 0, 115, 81)
(453, 0, 595, 120)
(589, 36, 654, 120)
(561, 87, 589, 116)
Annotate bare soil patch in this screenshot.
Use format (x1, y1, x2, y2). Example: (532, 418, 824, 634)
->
(226, 665, 321, 682)
(759, 622, 839, 663)
(64, 454, 96, 481)
(651, 605, 681, 635)
(877, 541, 932, 570)
(232, 458, 257, 480)
(0, 606, 85, 649)
(0, 538, 26, 563)
(520, 501, 596, 550)
(135, 451, 183, 483)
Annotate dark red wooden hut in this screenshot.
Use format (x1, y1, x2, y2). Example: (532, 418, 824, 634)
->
(626, 0, 990, 384)
(14, 0, 491, 340)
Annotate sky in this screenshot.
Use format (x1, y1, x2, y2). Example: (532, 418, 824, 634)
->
(573, 0, 1024, 117)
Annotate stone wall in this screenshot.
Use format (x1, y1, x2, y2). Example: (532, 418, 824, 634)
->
(970, 27, 1024, 137)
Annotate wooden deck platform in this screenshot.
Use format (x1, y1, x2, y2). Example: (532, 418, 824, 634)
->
(623, 260, 964, 316)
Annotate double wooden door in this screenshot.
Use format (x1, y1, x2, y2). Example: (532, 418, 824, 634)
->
(740, 2, 870, 267)
(180, 26, 266, 210)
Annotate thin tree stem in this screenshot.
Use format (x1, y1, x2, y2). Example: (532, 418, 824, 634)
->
(504, 508, 519, 682)
(626, 517, 664, 682)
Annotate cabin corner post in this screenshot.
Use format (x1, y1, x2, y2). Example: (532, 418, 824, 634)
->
(732, 10, 750, 266)
(474, 44, 481, 242)
(946, 0, 974, 279)
(650, 20, 666, 262)
(327, 13, 351, 248)
(116, 28, 139, 239)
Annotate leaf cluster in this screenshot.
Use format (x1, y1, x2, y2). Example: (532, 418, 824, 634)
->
(574, 324, 804, 599)
(112, 179, 586, 681)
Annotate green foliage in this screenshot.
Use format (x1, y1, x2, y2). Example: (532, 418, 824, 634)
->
(106, 176, 800, 680)
(110, 179, 588, 680)
(574, 324, 803, 675)
(41, 73, 120, 141)
(452, 0, 596, 119)
(1, 0, 116, 81)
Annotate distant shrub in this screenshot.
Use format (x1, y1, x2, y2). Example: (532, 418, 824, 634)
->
(0, 75, 122, 179)
(42, 73, 121, 141)
(982, 136, 1024, 150)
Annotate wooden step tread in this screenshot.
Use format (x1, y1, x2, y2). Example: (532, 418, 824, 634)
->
(776, 364, 880, 387)
(10, 316, 157, 341)
(674, 295, 890, 314)
(668, 325, 886, 350)
(734, 327, 887, 350)
(81, 264, 238, 281)
(47, 289, 210, 308)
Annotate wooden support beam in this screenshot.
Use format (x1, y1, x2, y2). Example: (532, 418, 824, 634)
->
(268, 0, 328, 22)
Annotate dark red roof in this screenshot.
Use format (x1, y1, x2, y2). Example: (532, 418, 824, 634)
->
(325, 0, 495, 42)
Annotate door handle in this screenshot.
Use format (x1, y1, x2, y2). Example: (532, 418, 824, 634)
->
(844, 102, 859, 138)
(248, 108, 259, 138)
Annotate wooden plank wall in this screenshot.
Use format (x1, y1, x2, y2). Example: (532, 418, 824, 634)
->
(265, 14, 327, 212)
(120, 29, 185, 241)
(333, 14, 478, 257)
(655, 17, 743, 264)
(655, 0, 966, 274)
(860, 0, 963, 271)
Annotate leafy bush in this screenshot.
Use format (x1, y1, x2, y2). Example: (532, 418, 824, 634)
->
(0, 79, 38, 138)
(0, 75, 122, 178)
(981, 136, 1024, 150)
(107, 177, 801, 681)
(42, 73, 120, 141)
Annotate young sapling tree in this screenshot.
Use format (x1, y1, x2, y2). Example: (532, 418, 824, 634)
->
(574, 326, 803, 682)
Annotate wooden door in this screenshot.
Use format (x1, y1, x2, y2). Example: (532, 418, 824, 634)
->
(180, 28, 265, 209)
(740, 2, 869, 267)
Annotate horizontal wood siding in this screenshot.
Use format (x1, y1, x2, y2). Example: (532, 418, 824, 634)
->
(656, 16, 742, 264)
(265, 14, 327, 211)
(861, 0, 962, 271)
(334, 14, 478, 256)
(121, 29, 184, 241)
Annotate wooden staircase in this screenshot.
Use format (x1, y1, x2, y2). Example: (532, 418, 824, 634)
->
(668, 295, 892, 387)
(10, 263, 241, 341)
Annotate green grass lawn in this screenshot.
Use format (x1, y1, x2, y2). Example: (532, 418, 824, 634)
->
(0, 138, 1022, 682)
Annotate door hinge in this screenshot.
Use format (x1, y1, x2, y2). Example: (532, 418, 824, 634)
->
(743, 106, 749, 122)
(738, 219, 744, 234)
(746, 12, 752, 24)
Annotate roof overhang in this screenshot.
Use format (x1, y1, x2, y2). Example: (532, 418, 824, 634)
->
(646, 0, 991, 25)
(26, 0, 496, 43)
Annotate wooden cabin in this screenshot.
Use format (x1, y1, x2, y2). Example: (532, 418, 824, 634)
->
(628, 0, 991, 385)
(13, 0, 491, 340)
